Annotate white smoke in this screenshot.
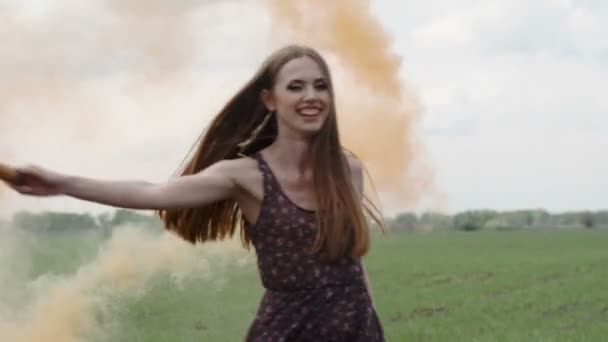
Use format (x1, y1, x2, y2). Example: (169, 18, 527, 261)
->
(0, 226, 252, 342)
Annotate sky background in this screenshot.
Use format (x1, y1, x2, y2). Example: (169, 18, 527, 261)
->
(0, 0, 606, 218)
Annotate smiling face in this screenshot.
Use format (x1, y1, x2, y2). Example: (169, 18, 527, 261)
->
(262, 56, 333, 138)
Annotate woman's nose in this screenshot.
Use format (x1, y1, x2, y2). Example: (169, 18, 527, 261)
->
(302, 85, 318, 100)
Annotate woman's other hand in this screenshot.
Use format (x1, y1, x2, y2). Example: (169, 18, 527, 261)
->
(10, 165, 67, 197)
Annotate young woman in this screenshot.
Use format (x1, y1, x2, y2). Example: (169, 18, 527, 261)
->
(8, 45, 386, 341)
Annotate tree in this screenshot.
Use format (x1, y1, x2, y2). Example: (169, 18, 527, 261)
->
(595, 211, 608, 226)
(419, 212, 453, 230)
(109, 209, 163, 230)
(389, 212, 418, 231)
(453, 210, 496, 231)
(581, 211, 595, 229)
(12, 211, 98, 232)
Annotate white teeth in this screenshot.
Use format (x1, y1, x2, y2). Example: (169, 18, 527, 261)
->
(298, 108, 321, 116)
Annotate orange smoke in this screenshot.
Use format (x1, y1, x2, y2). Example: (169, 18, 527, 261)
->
(103, 0, 198, 86)
(0, 227, 250, 342)
(0, 1, 202, 205)
(0, 1, 436, 212)
(265, 0, 434, 208)
(0, 0, 196, 128)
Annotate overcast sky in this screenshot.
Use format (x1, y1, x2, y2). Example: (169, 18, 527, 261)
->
(0, 0, 606, 217)
(372, 0, 607, 213)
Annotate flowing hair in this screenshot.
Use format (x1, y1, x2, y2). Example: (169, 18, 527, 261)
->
(159, 45, 385, 261)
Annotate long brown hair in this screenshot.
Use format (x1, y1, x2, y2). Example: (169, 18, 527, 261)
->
(159, 45, 385, 261)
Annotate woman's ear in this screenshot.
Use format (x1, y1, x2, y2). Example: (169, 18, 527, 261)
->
(261, 89, 276, 112)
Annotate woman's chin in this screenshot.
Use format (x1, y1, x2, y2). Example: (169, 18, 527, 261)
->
(296, 123, 325, 137)
(278, 117, 327, 138)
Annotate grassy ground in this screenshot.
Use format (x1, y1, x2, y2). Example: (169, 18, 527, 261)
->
(368, 230, 608, 341)
(7, 228, 608, 341)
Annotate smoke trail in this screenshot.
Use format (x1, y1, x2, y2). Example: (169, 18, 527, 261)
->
(0, 226, 251, 342)
(265, 0, 436, 208)
(0, 0, 202, 137)
(0, 0, 216, 212)
(0, 0, 437, 213)
(103, 0, 201, 86)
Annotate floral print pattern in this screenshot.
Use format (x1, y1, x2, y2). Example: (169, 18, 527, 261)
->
(244, 153, 385, 341)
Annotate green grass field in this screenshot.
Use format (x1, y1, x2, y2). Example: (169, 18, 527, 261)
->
(3, 228, 608, 341)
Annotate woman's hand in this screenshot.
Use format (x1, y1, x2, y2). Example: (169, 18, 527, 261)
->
(9, 165, 68, 197)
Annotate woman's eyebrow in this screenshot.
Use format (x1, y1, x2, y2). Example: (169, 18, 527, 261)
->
(287, 77, 327, 83)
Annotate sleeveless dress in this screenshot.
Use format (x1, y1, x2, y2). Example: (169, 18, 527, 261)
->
(244, 152, 385, 342)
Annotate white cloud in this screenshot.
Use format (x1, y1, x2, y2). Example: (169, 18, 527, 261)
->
(372, 0, 608, 212)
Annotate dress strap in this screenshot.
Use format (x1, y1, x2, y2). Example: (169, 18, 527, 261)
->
(252, 152, 280, 200)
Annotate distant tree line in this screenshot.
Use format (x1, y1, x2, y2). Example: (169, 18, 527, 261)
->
(8, 209, 163, 233)
(387, 209, 608, 232)
(3, 208, 607, 233)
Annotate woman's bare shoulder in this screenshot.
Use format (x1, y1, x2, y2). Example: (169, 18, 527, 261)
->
(215, 156, 259, 177)
(344, 150, 363, 174)
(216, 156, 262, 193)
(343, 151, 364, 194)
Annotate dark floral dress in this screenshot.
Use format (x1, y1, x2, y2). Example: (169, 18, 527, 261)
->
(244, 152, 385, 342)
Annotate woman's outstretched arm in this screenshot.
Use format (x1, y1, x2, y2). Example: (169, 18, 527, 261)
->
(9, 160, 240, 210)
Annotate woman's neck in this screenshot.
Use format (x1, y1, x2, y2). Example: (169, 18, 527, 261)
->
(266, 134, 313, 175)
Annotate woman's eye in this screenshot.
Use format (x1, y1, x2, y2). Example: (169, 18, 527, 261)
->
(286, 82, 327, 92)
(287, 85, 303, 91)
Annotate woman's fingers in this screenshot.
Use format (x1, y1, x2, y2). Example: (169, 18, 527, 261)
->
(8, 185, 26, 194)
(16, 166, 46, 185)
(4, 165, 64, 197)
